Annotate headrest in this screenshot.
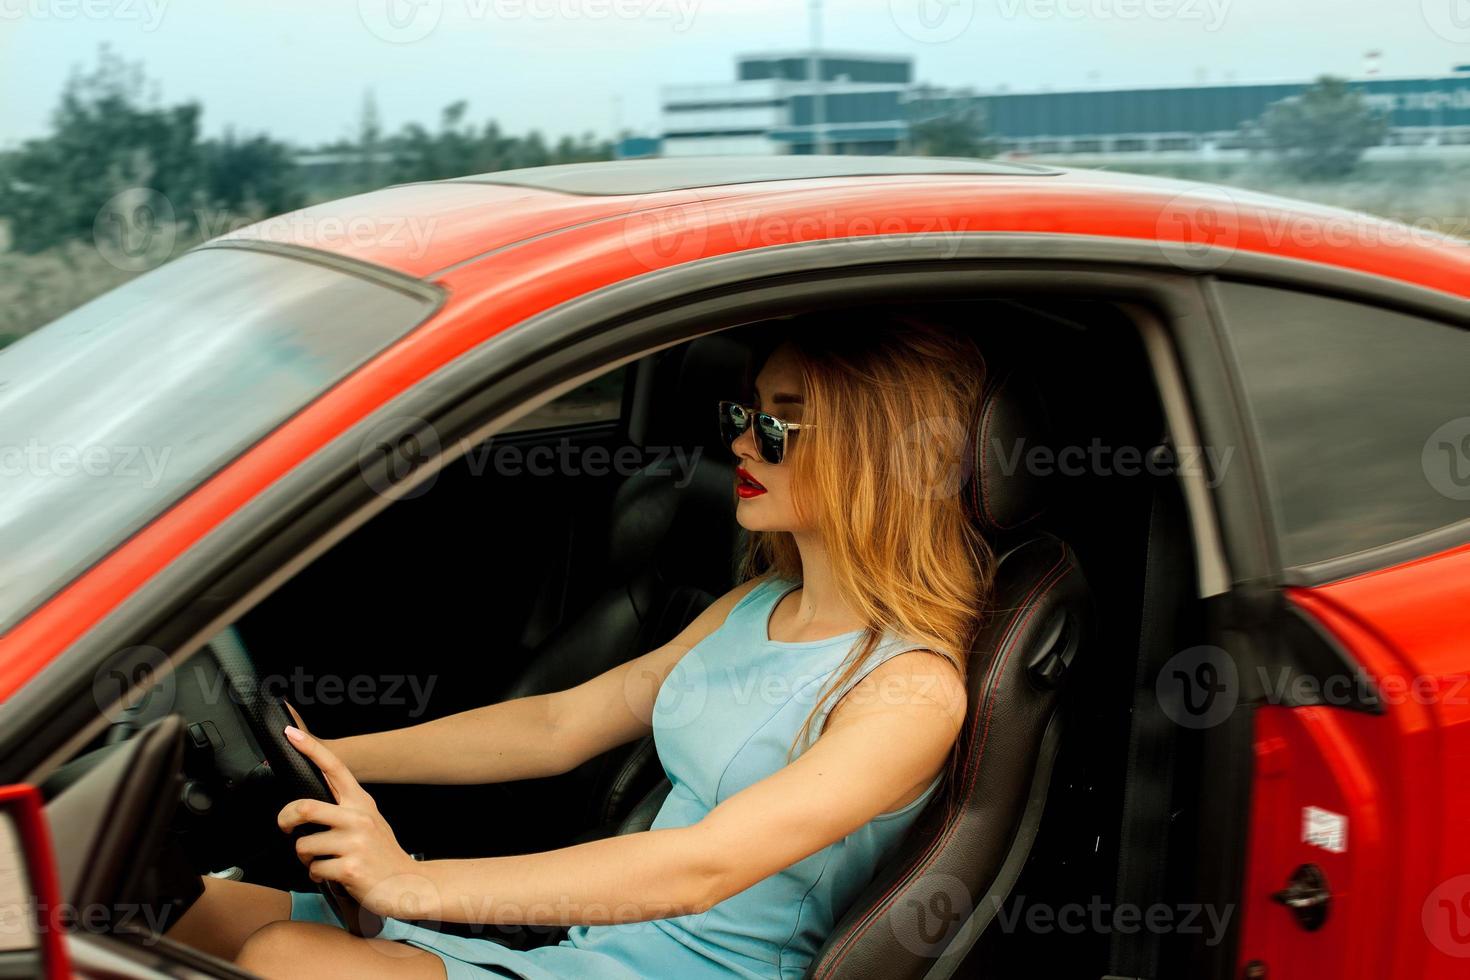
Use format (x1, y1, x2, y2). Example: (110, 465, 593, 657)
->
(652, 332, 753, 455)
(965, 366, 1054, 536)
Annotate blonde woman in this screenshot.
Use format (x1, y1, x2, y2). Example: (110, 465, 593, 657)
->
(168, 316, 994, 979)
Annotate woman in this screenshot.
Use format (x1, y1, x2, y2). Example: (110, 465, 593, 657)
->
(167, 315, 995, 979)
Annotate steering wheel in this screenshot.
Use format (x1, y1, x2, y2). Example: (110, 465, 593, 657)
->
(208, 627, 385, 939)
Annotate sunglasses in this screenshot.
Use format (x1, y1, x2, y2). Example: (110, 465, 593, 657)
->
(717, 400, 816, 465)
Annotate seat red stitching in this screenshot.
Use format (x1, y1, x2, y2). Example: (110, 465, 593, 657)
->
(812, 545, 1072, 979)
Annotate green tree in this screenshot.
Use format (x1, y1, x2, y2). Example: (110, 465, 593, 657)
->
(1250, 76, 1389, 181)
(905, 87, 997, 158)
(0, 46, 303, 253)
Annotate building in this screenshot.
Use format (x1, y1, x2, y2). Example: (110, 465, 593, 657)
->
(660, 51, 912, 157)
(659, 54, 1470, 161)
(923, 73, 1470, 161)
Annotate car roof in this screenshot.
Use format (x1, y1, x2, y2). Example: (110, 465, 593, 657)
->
(209, 156, 1469, 294)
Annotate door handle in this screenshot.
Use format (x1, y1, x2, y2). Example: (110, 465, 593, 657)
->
(1271, 863, 1331, 931)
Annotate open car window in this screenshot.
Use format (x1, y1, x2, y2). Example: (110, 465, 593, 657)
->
(0, 247, 437, 633)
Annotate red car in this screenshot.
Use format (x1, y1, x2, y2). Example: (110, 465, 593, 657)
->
(0, 156, 1467, 979)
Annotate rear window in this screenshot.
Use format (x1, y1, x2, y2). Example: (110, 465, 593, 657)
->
(0, 247, 437, 631)
(1217, 281, 1470, 567)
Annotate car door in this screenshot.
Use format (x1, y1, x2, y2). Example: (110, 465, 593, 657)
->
(1207, 279, 1470, 980)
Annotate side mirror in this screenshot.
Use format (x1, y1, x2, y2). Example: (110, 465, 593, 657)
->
(0, 785, 67, 979)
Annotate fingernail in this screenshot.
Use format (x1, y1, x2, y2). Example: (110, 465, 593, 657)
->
(284, 725, 304, 743)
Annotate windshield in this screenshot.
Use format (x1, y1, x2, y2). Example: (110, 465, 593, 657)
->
(0, 247, 437, 632)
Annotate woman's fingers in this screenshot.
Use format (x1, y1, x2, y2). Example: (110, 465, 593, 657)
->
(284, 725, 364, 804)
(277, 797, 350, 834)
(304, 857, 344, 885)
(293, 829, 349, 864)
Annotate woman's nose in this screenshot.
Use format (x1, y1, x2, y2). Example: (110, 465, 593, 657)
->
(731, 423, 760, 462)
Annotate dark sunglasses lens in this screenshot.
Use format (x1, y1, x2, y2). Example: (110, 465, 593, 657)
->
(718, 402, 748, 447)
(756, 413, 785, 464)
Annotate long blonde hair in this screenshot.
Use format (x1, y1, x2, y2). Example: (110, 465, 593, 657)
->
(736, 312, 997, 766)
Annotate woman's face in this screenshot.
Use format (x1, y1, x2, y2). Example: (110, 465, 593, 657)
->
(732, 341, 809, 533)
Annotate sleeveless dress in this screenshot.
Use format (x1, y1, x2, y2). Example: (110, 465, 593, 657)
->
(287, 574, 947, 979)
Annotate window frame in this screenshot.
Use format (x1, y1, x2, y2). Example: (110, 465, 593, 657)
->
(1205, 274, 1470, 586)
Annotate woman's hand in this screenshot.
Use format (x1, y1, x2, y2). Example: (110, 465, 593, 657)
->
(277, 725, 435, 919)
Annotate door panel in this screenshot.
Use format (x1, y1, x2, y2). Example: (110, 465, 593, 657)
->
(1237, 543, 1470, 977)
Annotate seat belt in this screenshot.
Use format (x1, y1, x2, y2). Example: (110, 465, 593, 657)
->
(1107, 448, 1190, 980)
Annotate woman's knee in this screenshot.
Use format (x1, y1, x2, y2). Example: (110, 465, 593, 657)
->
(235, 921, 327, 976)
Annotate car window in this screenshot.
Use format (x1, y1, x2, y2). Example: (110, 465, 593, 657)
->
(500, 368, 626, 434)
(1216, 281, 1470, 567)
(0, 247, 437, 632)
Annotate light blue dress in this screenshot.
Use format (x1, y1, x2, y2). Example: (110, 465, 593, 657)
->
(289, 574, 946, 979)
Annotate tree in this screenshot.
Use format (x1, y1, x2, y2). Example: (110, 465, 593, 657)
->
(356, 90, 384, 190)
(905, 87, 997, 158)
(1249, 76, 1388, 181)
(0, 46, 303, 253)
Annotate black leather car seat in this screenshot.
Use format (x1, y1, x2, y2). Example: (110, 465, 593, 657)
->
(614, 364, 1096, 979)
(498, 333, 753, 845)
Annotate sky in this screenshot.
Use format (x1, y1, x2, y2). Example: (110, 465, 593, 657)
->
(1, 0, 1466, 148)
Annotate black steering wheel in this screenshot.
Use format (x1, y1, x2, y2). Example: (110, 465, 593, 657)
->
(209, 627, 385, 939)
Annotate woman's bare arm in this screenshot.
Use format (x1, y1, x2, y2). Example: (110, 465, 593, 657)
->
(327, 576, 767, 785)
(280, 648, 967, 925)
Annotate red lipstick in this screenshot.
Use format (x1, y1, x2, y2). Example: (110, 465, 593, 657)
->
(735, 465, 767, 499)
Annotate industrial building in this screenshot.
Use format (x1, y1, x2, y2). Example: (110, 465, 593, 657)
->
(654, 53, 1470, 161)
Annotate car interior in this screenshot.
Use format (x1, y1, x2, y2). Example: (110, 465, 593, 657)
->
(38, 292, 1214, 978)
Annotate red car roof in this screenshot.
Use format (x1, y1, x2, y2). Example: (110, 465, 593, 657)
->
(212, 157, 1470, 298)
